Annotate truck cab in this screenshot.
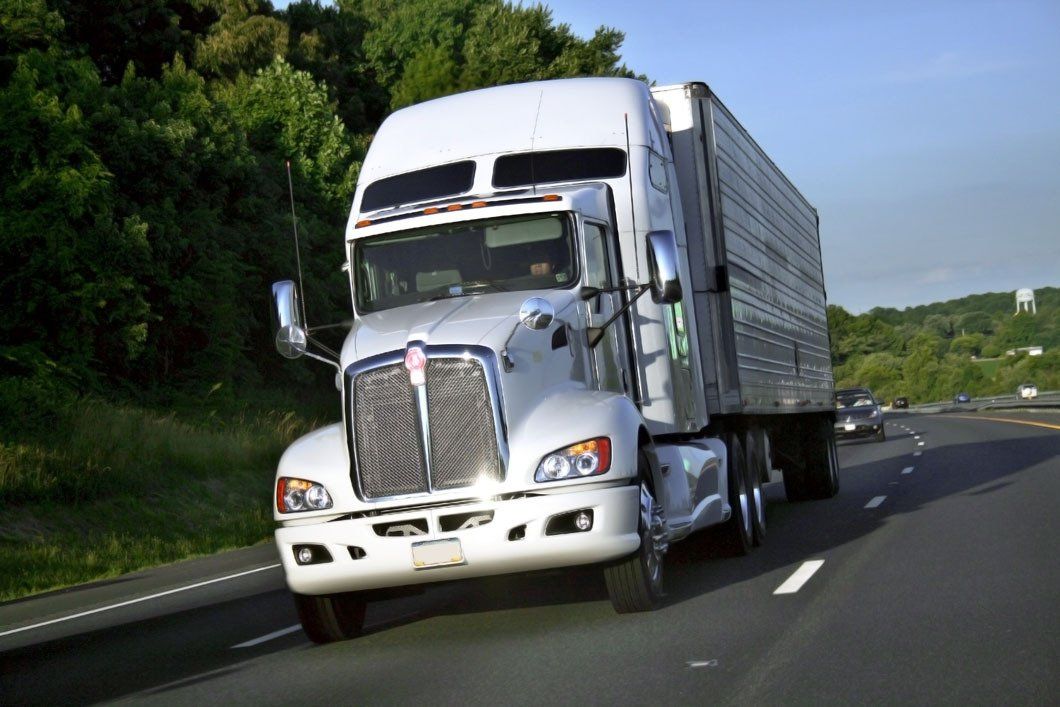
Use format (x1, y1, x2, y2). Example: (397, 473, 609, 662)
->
(270, 78, 837, 642)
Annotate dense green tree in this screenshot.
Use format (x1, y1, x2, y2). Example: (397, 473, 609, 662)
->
(54, 0, 218, 83)
(0, 49, 150, 381)
(282, 0, 384, 132)
(955, 310, 993, 336)
(950, 333, 985, 357)
(194, 0, 288, 79)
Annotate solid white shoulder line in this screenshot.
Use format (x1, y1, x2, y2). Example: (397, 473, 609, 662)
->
(232, 624, 302, 648)
(0, 564, 281, 638)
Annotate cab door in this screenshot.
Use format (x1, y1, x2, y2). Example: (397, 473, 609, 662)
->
(582, 220, 629, 395)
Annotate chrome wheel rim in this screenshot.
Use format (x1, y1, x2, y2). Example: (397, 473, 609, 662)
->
(640, 483, 668, 587)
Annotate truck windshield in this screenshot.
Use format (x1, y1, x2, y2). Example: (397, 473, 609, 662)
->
(353, 214, 576, 313)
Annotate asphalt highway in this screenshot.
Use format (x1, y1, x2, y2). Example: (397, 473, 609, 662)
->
(2, 411, 1057, 705)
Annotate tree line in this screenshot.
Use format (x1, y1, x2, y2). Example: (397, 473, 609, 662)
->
(0, 0, 636, 423)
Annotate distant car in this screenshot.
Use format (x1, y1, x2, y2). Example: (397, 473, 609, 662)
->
(893, 396, 909, 409)
(834, 387, 885, 442)
(954, 392, 971, 404)
(1017, 383, 1038, 400)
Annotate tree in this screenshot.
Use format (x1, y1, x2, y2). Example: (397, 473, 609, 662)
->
(0, 49, 151, 381)
(950, 333, 985, 357)
(194, 0, 288, 79)
(54, 0, 218, 83)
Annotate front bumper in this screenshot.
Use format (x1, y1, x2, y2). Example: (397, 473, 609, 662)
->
(835, 420, 882, 439)
(275, 483, 640, 596)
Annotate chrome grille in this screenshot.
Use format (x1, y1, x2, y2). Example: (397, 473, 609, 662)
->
(353, 363, 428, 499)
(348, 349, 504, 500)
(427, 359, 503, 490)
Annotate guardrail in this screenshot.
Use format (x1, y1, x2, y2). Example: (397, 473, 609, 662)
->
(890, 390, 1060, 414)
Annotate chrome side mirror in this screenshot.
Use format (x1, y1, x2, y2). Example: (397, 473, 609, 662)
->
(646, 230, 683, 304)
(272, 280, 308, 359)
(519, 297, 555, 330)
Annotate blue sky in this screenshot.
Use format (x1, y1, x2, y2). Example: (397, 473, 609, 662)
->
(542, 0, 1060, 312)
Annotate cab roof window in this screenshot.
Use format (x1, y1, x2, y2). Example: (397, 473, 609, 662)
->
(361, 161, 476, 212)
(492, 148, 626, 188)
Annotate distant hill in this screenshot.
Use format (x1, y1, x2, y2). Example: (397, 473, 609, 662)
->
(866, 287, 1060, 330)
(828, 286, 1059, 404)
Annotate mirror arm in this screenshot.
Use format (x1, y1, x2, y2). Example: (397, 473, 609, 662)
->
(303, 349, 341, 373)
(306, 334, 340, 360)
(587, 284, 651, 348)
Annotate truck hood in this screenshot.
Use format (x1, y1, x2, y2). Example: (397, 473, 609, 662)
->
(342, 290, 577, 364)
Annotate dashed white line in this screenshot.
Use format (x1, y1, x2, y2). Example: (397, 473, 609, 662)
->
(864, 496, 887, 509)
(914, 451, 922, 456)
(774, 560, 826, 595)
(232, 624, 302, 649)
(914, 435, 921, 439)
(917, 441, 925, 446)
(0, 564, 282, 639)
(902, 466, 915, 475)
(687, 660, 719, 669)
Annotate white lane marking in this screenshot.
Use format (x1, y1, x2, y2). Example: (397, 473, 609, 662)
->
(917, 441, 925, 446)
(232, 624, 301, 648)
(773, 560, 826, 595)
(0, 564, 282, 639)
(687, 660, 719, 668)
(865, 496, 887, 509)
(902, 466, 915, 475)
(914, 435, 921, 439)
(914, 451, 922, 456)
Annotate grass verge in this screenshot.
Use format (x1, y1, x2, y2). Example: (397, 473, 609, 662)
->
(0, 396, 324, 602)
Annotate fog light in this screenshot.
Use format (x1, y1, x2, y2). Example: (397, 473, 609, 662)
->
(574, 511, 592, 531)
(293, 544, 332, 565)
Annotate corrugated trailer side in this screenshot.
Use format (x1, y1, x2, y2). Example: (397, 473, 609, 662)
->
(656, 82, 833, 417)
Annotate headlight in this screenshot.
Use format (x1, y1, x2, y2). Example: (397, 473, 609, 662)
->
(276, 477, 333, 513)
(535, 438, 611, 482)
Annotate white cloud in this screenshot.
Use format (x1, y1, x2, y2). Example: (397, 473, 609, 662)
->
(883, 52, 1020, 83)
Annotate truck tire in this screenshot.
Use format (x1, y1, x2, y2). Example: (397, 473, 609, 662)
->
(745, 428, 767, 546)
(293, 591, 367, 644)
(804, 417, 840, 499)
(605, 452, 667, 613)
(720, 431, 753, 556)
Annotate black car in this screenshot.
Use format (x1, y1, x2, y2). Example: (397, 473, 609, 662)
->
(834, 387, 885, 442)
(893, 396, 909, 409)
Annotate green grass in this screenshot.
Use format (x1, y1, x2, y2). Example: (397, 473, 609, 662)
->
(0, 396, 326, 601)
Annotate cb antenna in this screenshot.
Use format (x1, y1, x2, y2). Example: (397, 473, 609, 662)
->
(285, 159, 309, 328)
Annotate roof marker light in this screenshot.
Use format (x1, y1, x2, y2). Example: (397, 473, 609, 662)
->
(355, 219, 372, 228)
(423, 207, 439, 215)
(542, 194, 561, 202)
(471, 201, 487, 208)
(446, 204, 463, 211)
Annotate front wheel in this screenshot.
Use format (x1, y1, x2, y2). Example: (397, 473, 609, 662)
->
(605, 454, 668, 613)
(293, 591, 367, 644)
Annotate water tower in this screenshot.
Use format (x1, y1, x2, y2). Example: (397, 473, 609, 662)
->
(1015, 288, 1036, 314)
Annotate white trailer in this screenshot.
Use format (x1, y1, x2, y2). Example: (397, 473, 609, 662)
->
(270, 78, 837, 642)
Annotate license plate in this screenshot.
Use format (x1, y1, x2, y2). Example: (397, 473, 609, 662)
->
(844, 423, 856, 431)
(411, 538, 464, 569)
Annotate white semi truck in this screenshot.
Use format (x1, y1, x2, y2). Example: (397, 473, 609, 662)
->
(270, 78, 837, 643)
